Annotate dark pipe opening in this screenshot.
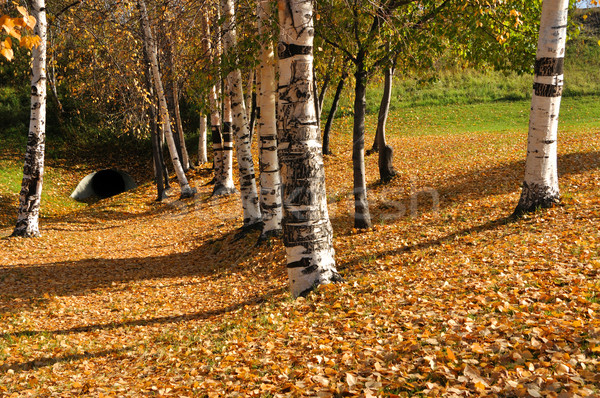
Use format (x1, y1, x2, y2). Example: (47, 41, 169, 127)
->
(91, 169, 126, 198)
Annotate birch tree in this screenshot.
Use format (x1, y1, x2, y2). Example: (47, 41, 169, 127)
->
(257, 0, 283, 238)
(198, 113, 208, 164)
(138, 0, 195, 199)
(221, 0, 261, 226)
(217, 94, 237, 196)
(12, 0, 46, 238)
(278, 0, 342, 297)
(514, 0, 569, 215)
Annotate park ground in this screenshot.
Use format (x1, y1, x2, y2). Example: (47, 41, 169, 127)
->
(1, 95, 599, 396)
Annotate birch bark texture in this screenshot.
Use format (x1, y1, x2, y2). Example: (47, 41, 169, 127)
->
(138, 0, 194, 199)
(514, 0, 568, 215)
(220, 0, 261, 225)
(277, 0, 342, 297)
(198, 113, 208, 164)
(12, 0, 47, 237)
(219, 95, 237, 196)
(257, 0, 283, 237)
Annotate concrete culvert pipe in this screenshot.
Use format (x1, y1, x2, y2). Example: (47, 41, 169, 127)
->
(71, 169, 137, 201)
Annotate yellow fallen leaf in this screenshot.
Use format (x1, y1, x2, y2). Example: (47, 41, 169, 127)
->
(446, 347, 456, 361)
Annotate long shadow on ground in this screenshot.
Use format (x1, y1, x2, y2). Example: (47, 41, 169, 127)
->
(0, 225, 284, 314)
(346, 151, 600, 229)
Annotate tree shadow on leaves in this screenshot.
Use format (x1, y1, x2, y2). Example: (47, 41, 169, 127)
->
(337, 215, 518, 273)
(328, 150, 600, 233)
(0, 225, 285, 315)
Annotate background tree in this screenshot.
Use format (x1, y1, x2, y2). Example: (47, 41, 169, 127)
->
(221, 0, 261, 226)
(138, 0, 195, 198)
(257, 0, 282, 238)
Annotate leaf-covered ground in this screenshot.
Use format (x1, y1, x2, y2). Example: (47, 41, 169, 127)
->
(1, 121, 599, 397)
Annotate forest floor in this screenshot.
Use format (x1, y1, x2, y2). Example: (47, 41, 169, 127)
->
(0, 109, 599, 397)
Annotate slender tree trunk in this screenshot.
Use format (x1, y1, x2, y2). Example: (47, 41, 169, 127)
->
(160, 21, 184, 166)
(317, 55, 335, 117)
(278, 0, 342, 298)
(249, 90, 257, 141)
(245, 69, 254, 125)
(257, 0, 283, 238)
(47, 27, 63, 116)
(158, 128, 170, 189)
(138, 0, 194, 198)
(172, 81, 193, 170)
(142, 44, 167, 200)
(514, 0, 568, 216)
(150, 104, 167, 200)
(313, 65, 321, 129)
(221, 0, 261, 226)
(352, 58, 372, 229)
(377, 66, 396, 182)
(323, 71, 346, 155)
(201, 11, 228, 191)
(12, 0, 47, 238)
(216, 95, 237, 196)
(198, 113, 208, 164)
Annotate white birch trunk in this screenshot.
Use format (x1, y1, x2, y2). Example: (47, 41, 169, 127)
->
(278, 0, 341, 297)
(12, 0, 47, 238)
(139, 0, 194, 198)
(257, 0, 283, 237)
(218, 95, 237, 195)
(221, 0, 261, 225)
(515, 0, 568, 215)
(173, 81, 192, 171)
(245, 69, 254, 123)
(198, 113, 208, 164)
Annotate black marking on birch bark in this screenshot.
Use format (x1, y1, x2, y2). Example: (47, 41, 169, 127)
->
(541, 140, 556, 144)
(262, 202, 283, 210)
(283, 223, 330, 246)
(277, 42, 312, 60)
(552, 24, 568, 29)
(288, 257, 311, 268)
(212, 127, 222, 144)
(302, 264, 318, 275)
(534, 57, 564, 76)
(533, 82, 563, 97)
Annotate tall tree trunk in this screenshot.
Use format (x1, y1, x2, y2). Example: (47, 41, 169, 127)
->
(216, 95, 236, 196)
(198, 112, 208, 164)
(249, 90, 257, 141)
(322, 71, 346, 155)
(172, 81, 193, 170)
(278, 0, 342, 298)
(245, 69, 254, 127)
(514, 0, 568, 216)
(221, 0, 261, 226)
(376, 66, 396, 182)
(317, 55, 335, 117)
(201, 11, 229, 192)
(150, 101, 167, 200)
(160, 21, 184, 166)
(138, 0, 194, 198)
(352, 57, 372, 229)
(142, 44, 167, 201)
(313, 65, 321, 129)
(257, 0, 283, 238)
(12, 0, 47, 238)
